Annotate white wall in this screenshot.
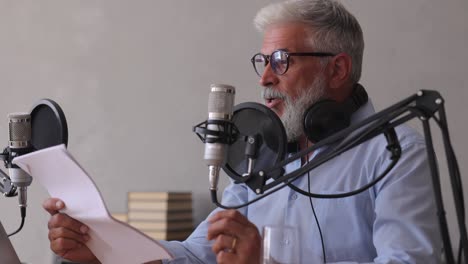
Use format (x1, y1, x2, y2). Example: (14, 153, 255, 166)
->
(0, 1, 466, 263)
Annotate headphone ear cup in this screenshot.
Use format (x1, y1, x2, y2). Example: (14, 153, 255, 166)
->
(303, 100, 352, 143)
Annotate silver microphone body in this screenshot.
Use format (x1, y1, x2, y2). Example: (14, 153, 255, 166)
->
(8, 112, 33, 208)
(204, 84, 235, 191)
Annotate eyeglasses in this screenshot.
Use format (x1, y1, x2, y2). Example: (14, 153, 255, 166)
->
(251, 49, 336, 77)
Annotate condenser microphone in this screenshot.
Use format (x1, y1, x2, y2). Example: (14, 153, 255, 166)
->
(0, 99, 68, 237)
(204, 84, 235, 191)
(7, 112, 33, 209)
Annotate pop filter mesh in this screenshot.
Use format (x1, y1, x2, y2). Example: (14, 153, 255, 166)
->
(30, 99, 68, 150)
(223, 102, 286, 181)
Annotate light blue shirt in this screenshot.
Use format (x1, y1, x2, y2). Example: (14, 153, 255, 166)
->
(159, 101, 442, 263)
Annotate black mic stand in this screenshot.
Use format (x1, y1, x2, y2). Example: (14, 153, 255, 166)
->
(203, 90, 466, 264)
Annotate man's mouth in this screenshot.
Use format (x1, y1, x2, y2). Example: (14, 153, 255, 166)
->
(262, 87, 286, 110)
(264, 97, 283, 109)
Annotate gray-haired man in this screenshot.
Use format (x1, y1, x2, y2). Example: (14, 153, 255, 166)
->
(44, 1, 441, 263)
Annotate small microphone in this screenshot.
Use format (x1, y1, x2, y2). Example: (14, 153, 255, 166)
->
(7, 112, 33, 209)
(204, 84, 235, 191)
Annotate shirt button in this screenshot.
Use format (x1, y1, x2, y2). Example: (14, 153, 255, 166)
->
(290, 194, 298, 200)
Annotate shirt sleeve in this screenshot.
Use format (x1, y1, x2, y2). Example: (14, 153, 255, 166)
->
(322, 133, 442, 263)
(369, 135, 443, 263)
(160, 181, 250, 264)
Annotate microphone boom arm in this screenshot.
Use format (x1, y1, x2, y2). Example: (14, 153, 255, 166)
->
(207, 89, 466, 264)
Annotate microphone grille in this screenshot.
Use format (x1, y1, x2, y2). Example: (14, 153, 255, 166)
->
(8, 112, 31, 149)
(208, 84, 235, 120)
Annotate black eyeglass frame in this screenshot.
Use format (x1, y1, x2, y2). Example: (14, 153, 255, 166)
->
(251, 50, 336, 77)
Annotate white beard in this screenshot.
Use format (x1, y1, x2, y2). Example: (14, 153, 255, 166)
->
(262, 75, 327, 142)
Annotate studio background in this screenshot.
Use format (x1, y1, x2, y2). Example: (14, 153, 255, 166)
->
(0, 1, 466, 263)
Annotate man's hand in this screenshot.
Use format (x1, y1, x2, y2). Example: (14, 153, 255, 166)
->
(43, 198, 100, 264)
(207, 210, 261, 264)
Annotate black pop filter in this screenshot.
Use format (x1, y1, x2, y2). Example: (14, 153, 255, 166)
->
(30, 99, 68, 150)
(223, 102, 287, 182)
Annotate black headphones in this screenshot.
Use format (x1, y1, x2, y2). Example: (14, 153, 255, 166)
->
(303, 83, 368, 143)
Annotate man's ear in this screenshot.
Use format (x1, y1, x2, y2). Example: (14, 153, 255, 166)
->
(327, 52, 352, 90)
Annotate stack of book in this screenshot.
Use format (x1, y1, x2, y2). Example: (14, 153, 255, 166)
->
(127, 191, 194, 241)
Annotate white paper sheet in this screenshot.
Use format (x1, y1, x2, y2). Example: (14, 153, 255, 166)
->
(13, 144, 173, 264)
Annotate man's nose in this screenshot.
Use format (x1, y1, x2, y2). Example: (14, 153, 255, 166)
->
(259, 63, 279, 87)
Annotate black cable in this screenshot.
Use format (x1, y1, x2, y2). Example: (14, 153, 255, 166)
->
(8, 207, 26, 237)
(213, 123, 401, 207)
(288, 156, 399, 199)
(286, 126, 401, 199)
(211, 178, 296, 210)
(306, 152, 327, 263)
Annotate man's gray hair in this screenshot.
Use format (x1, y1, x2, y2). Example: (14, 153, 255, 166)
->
(254, 0, 364, 84)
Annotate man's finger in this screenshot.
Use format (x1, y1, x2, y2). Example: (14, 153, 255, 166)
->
(43, 198, 65, 215)
(212, 233, 237, 254)
(207, 217, 247, 241)
(208, 209, 251, 226)
(50, 237, 83, 253)
(216, 251, 237, 264)
(48, 213, 89, 235)
(48, 227, 89, 244)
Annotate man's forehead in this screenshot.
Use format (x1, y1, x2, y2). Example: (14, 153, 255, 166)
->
(260, 22, 312, 53)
